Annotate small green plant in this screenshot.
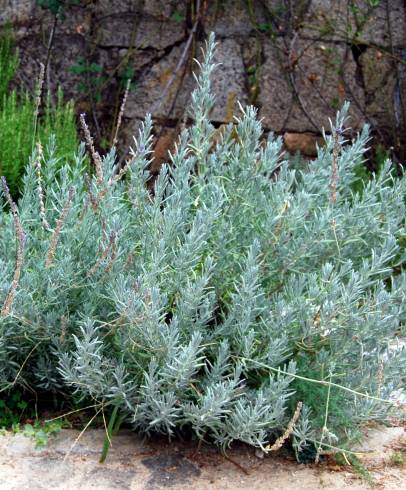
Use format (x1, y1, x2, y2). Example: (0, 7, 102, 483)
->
(349, 0, 381, 41)
(0, 420, 65, 448)
(69, 58, 107, 104)
(36, 0, 81, 18)
(0, 31, 79, 197)
(170, 10, 186, 23)
(70, 58, 136, 107)
(0, 390, 32, 428)
(22, 420, 65, 448)
(36, 0, 65, 16)
(0, 388, 65, 448)
(390, 438, 406, 467)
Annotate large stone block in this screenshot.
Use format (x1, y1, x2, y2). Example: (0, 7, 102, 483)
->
(0, 0, 35, 25)
(258, 39, 365, 133)
(206, 0, 265, 38)
(124, 42, 193, 121)
(300, 0, 406, 47)
(96, 13, 185, 50)
(360, 47, 406, 135)
(125, 38, 248, 124)
(209, 38, 249, 122)
(17, 33, 87, 99)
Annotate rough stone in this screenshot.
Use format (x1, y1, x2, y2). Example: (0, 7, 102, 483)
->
(209, 37, 249, 122)
(124, 41, 193, 121)
(206, 0, 264, 38)
(96, 14, 185, 50)
(17, 33, 88, 97)
(298, 0, 352, 42)
(125, 38, 248, 124)
(284, 132, 324, 157)
(0, 0, 405, 157)
(150, 127, 179, 174)
(358, 0, 406, 48)
(142, 0, 185, 20)
(360, 47, 406, 137)
(258, 39, 365, 133)
(256, 39, 293, 132)
(300, 0, 406, 47)
(92, 0, 141, 16)
(0, 0, 34, 25)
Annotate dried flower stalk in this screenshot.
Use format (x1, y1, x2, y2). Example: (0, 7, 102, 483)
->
(77, 195, 90, 226)
(80, 113, 104, 185)
(113, 78, 131, 147)
(87, 231, 117, 277)
(81, 143, 141, 217)
(84, 173, 99, 211)
(265, 401, 303, 452)
(45, 187, 75, 268)
(34, 62, 45, 121)
(59, 315, 67, 344)
(104, 232, 117, 274)
(1, 177, 26, 318)
(124, 251, 134, 271)
(34, 142, 51, 231)
(76, 174, 97, 226)
(32, 63, 45, 148)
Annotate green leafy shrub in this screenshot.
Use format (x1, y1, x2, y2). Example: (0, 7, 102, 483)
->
(0, 27, 18, 101)
(0, 34, 405, 460)
(0, 31, 79, 197)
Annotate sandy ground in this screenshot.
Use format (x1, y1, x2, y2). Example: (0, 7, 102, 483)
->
(0, 425, 404, 490)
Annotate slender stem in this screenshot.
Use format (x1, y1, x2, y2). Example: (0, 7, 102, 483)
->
(0, 341, 42, 392)
(236, 356, 401, 405)
(63, 407, 103, 462)
(44, 13, 58, 110)
(112, 413, 125, 437)
(99, 405, 119, 463)
(80, 114, 104, 185)
(316, 372, 332, 463)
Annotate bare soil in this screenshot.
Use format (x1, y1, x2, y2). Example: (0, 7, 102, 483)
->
(0, 425, 405, 490)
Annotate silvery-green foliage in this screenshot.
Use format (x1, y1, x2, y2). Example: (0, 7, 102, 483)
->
(0, 33, 405, 455)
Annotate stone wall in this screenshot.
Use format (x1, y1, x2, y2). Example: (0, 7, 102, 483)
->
(1, 0, 406, 164)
